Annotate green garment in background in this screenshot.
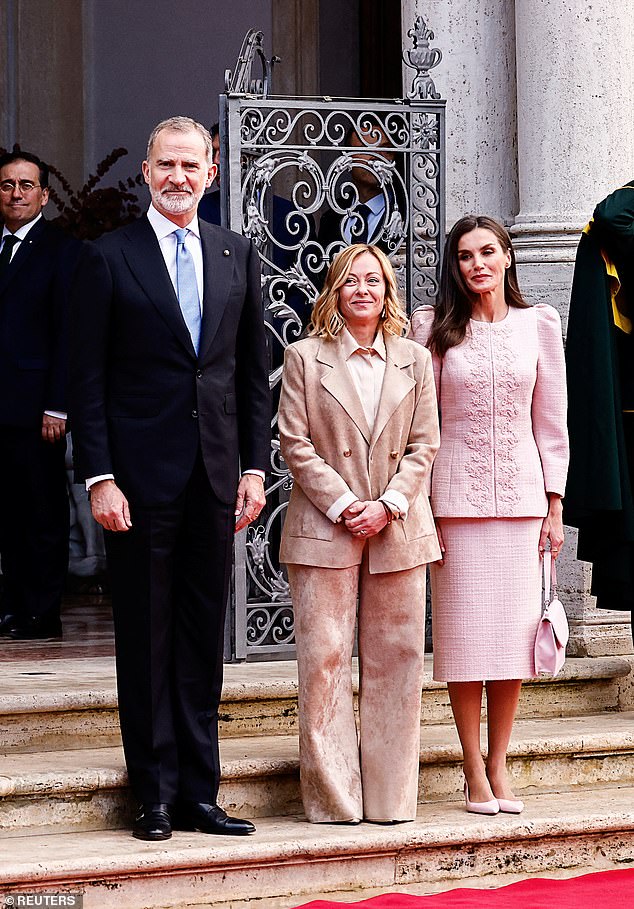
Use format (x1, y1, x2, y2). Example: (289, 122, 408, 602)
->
(564, 182, 634, 611)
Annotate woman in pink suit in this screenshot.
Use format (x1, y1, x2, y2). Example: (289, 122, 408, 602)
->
(410, 216, 568, 815)
(279, 244, 440, 824)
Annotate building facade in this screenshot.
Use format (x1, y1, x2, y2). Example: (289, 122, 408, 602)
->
(2, 0, 633, 655)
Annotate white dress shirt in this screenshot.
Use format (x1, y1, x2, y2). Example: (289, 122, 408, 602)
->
(342, 193, 385, 245)
(325, 328, 409, 523)
(1, 212, 43, 259)
(146, 204, 204, 308)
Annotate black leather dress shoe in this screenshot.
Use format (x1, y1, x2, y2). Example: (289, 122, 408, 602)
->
(174, 802, 255, 836)
(0, 614, 19, 636)
(8, 614, 62, 641)
(132, 803, 172, 841)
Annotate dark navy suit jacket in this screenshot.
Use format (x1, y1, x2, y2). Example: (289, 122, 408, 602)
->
(0, 218, 80, 428)
(69, 215, 270, 507)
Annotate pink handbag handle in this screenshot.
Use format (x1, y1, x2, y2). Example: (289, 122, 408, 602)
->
(543, 550, 558, 606)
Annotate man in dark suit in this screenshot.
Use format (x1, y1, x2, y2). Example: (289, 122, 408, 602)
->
(317, 123, 404, 259)
(69, 117, 270, 841)
(0, 150, 79, 640)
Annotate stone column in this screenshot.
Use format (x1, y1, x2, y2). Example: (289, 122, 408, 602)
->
(402, 0, 519, 227)
(513, 0, 634, 318)
(513, 0, 634, 656)
(10, 0, 85, 188)
(0, 0, 16, 152)
(272, 0, 319, 96)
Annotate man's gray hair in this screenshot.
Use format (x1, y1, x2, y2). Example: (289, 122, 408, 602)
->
(146, 116, 213, 165)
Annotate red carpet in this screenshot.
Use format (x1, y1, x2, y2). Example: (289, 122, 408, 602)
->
(294, 868, 634, 908)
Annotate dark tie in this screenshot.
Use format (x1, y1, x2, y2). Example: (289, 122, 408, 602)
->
(354, 203, 372, 245)
(0, 234, 19, 277)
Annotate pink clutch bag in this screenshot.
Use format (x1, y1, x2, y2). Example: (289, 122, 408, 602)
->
(534, 550, 569, 676)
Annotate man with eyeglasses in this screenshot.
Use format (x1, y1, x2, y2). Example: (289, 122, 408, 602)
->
(0, 150, 80, 640)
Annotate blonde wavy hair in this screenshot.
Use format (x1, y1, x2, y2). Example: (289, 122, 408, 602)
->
(309, 244, 408, 339)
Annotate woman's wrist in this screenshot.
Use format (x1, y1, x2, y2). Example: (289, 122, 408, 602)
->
(381, 500, 394, 526)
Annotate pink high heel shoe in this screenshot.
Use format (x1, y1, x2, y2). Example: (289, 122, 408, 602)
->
(464, 781, 499, 815)
(496, 797, 524, 814)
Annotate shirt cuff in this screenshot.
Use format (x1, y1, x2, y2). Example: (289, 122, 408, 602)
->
(326, 490, 359, 524)
(242, 469, 265, 480)
(86, 474, 115, 491)
(380, 490, 409, 519)
(44, 410, 67, 420)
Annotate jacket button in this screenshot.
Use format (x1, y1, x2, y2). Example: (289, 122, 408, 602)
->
(343, 449, 352, 457)
(196, 369, 203, 379)
(390, 450, 398, 459)
(191, 409, 199, 419)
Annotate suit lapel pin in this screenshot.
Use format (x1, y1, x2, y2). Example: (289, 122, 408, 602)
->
(223, 249, 231, 256)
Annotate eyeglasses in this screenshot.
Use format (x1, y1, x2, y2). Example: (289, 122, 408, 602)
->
(0, 180, 42, 195)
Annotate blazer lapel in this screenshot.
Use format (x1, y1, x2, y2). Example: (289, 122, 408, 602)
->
(198, 223, 233, 361)
(370, 334, 416, 449)
(0, 218, 47, 295)
(318, 336, 371, 443)
(121, 217, 196, 357)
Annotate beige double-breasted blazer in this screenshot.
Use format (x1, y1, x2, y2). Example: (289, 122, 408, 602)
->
(278, 332, 441, 573)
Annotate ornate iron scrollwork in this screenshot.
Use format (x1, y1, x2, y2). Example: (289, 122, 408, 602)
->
(224, 28, 279, 97)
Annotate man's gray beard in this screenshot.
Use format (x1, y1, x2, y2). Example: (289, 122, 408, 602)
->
(151, 186, 200, 215)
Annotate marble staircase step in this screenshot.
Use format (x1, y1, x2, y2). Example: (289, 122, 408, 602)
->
(2, 712, 634, 836)
(2, 655, 631, 752)
(2, 785, 633, 909)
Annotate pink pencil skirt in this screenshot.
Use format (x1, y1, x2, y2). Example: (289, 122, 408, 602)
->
(430, 517, 542, 682)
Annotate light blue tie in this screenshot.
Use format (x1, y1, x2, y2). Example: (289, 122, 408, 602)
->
(174, 228, 201, 354)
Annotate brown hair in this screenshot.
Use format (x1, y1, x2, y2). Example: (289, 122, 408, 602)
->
(426, 215, 528, 357)
(309, 244, 408, 339)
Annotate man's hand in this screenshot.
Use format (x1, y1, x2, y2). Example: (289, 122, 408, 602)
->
(41, 413, 66, 443)
(90, 479, 132, 532)
(234, 474, 266, 533)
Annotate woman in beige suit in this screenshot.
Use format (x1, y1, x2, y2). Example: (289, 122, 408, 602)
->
(278, 244, 440, 824)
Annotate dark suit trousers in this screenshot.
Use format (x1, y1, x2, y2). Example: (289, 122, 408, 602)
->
(104, 452, 233, 804)
(0, 427, 69, 620)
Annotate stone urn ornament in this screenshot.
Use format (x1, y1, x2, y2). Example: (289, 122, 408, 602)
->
(403, 16, 442, 101)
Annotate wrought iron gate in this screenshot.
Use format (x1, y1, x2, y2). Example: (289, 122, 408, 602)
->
(223, 22, 445, 660)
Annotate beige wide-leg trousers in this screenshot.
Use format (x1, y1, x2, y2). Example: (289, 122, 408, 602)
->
(288, 559, 427, 823)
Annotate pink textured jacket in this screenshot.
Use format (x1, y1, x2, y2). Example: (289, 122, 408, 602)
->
(409, 304, 569, 518)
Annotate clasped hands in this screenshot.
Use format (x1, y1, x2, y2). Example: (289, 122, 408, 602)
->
(341, 499, 390, 538)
